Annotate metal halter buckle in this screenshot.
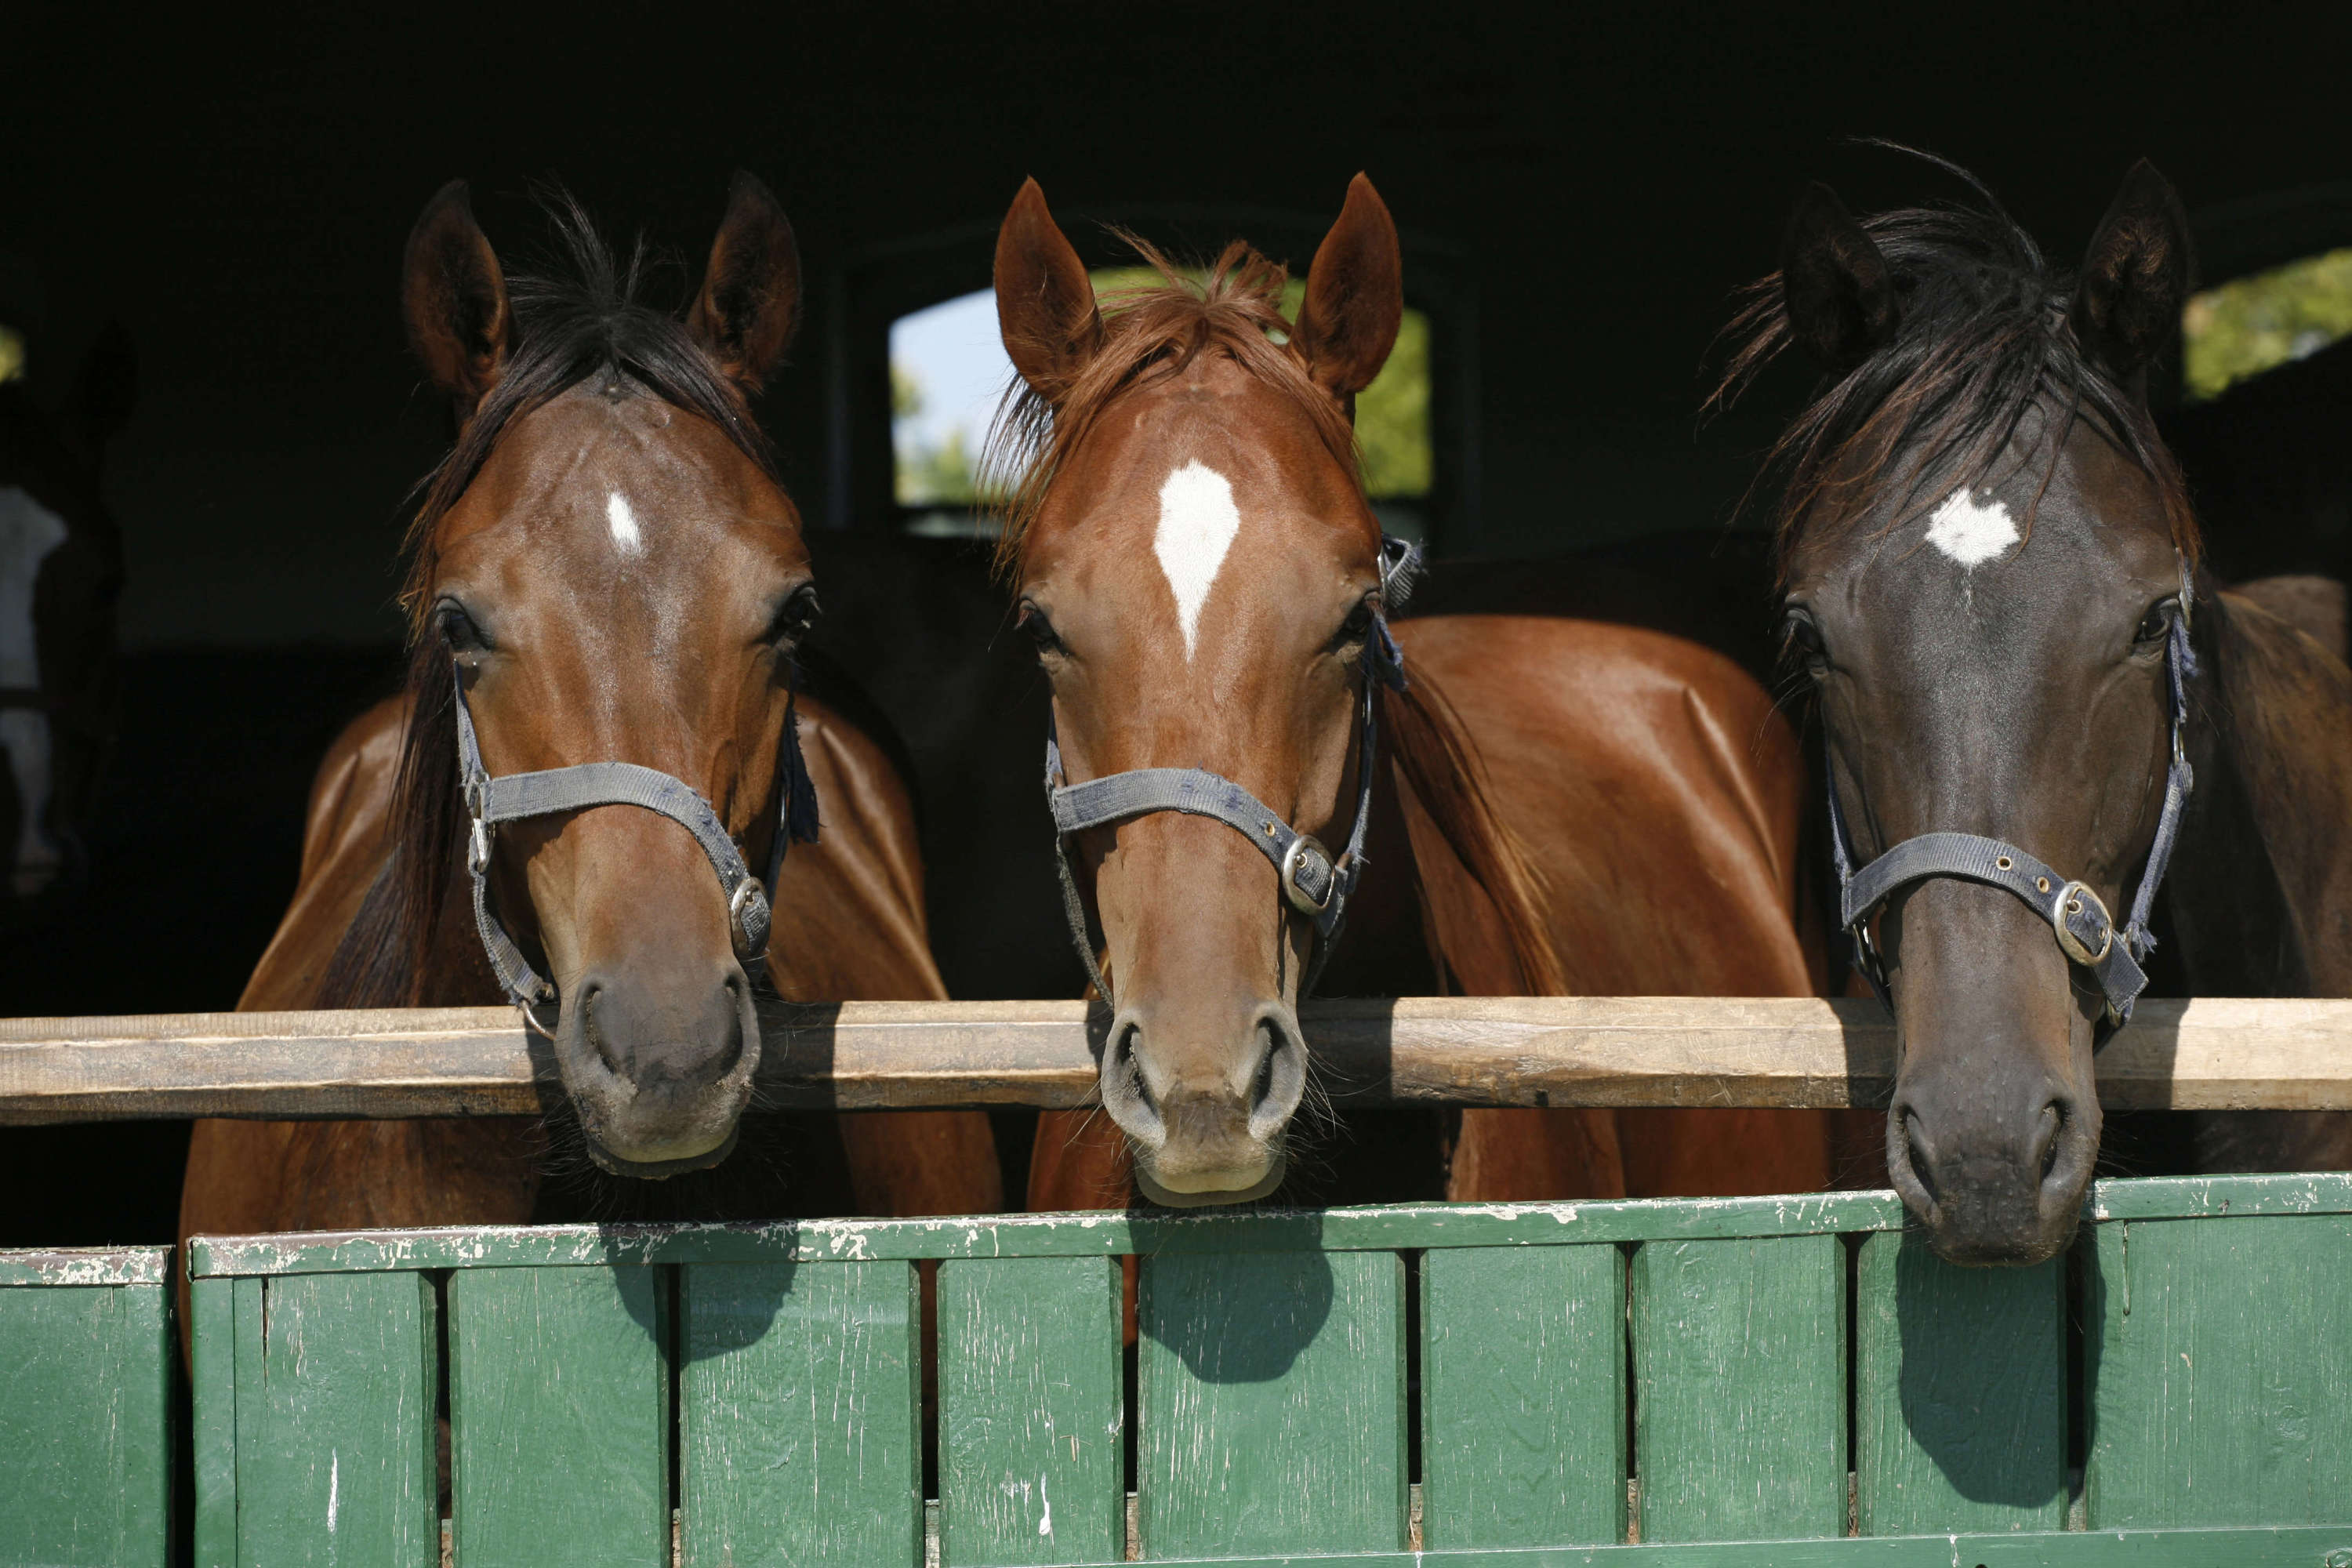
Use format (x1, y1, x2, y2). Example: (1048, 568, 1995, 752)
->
(1279, 833, 1336, 916)
(728, 877, 771, 960)
(466, 815, 492, 877)
(2051, 880, 2114, 966)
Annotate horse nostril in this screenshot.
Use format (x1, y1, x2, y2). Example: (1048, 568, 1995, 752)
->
(579, 982, 619, 1076)
(1901, 1109, 1938, 1203)
(2034, 1101, 2067, 1186)
(1110, 1017, 1156, 1118)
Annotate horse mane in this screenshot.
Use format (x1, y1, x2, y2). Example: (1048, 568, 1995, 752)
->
(983, 234, 1360, 575)
(317, 194, 781, 1007)
(1707, 154, 2199, 578)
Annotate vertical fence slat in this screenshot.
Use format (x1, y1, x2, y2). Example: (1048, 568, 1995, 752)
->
(0, 1262, 173, 1568)
(451, 1265, 670, 1568)
(1854, 1232, 2063, 1534)
(192, 1273, 238, 1568)
(937, 1254, 1123, 1566)
(1632, 1232, 1844, 1543)
(1420, 1242, 1626, 1548)
(680, 1258, 921, 1568)
(227, 1269, 438, 1567)
(2087, 1213, 2352, 1527)
(1138, 1247, 1407, 1559)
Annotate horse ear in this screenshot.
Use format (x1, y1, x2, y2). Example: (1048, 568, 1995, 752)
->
(1294, 173, 1403, 400)
(65, 318, 136, 450)
(689, 172, 801, 394)
(1781, 181, 1897, 371)
(402, 180, 510, 413)
(994, 179, 1100, 398)
(2075, 160, 2193, 400)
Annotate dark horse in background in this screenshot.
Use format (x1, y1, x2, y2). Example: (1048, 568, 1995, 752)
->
(180, 177, 1001, 1254)
(0, 322, 133, 915)
(1715, 154, 2352, 1265)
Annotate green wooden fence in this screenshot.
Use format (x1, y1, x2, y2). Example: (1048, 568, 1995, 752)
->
(6, 1175, 2351, 1564)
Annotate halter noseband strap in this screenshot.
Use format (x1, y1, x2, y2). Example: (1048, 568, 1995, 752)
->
(1044, 535, 1420, 1007)
(452, 661, 819, 1014)
(1830, 561, 2198, 1033)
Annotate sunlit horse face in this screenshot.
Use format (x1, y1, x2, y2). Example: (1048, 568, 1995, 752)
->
(1773, 164, 2196, 1263)
(405, 179, 809, 1174)
(995, 177, 1403, 1203)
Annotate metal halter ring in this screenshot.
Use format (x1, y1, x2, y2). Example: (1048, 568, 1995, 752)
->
(1279, 833, 1337, 916)
(2051, 880, 2114, 967)
(728, 877, 772, 961)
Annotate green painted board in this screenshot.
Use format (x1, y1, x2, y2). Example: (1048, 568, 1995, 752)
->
(1632, 1233, 1844, 1544)
(680, 1258, 921, 1568)
(1854, 1232, 2063, 1535)
(2087, 1212, 2352, 1527)
(1138, 1247, 1407, 1559)
(228, 1269, 437, 1566)
(450, 1264, 670, 1567)
(938, 1255, 1123, 1566)
(1420, 1243, 1626, 1548)
(192, 1275, 238, 1568)
(0, 1267, 172, 1568)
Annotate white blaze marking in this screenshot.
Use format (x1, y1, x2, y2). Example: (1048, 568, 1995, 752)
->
(605, 489, 643, 556)
(1152, 460, 1241, 659)
(1924, 488, 2020, 568)
(0, 487, 70, 894)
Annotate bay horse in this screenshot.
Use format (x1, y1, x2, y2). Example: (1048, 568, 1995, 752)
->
(1713, 154, 2352, 1264)
(991, 176, 1838, 1209)
(1, 322, 133, 913)
(180, 177, 999, 1247)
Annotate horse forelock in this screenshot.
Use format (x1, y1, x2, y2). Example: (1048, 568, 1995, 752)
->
(1708, 178, 2200, 583)
(985, 234, 1363, 578)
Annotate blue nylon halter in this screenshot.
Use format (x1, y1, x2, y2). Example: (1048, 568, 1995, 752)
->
(1828, 561, 2198, 1034)
(1044, 535, 1420, 1006)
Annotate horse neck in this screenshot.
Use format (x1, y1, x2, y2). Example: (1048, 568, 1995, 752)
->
(2166, 588, 2352, 996)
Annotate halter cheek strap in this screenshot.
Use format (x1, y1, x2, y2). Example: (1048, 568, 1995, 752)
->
(1831, 561, 2197, 1034)
(1044, 535, 1419, 1007)
(452, 660, 820, 1014)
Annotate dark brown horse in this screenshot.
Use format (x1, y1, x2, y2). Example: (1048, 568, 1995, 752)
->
(180, 179, 999, 1246)
(1715, 155, 2352, 1265)
(992, 176, 1838, 1210)
(1, 322, 133, 913)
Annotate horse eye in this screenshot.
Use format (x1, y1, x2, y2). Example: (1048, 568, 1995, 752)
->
(768, 585, 821, 647)
(1018, 602, 1065, 657)
(1330, 598, 1376, 652)
(435, 601, 489, 653)
(1784, 612, 1827, 668)
(2135, 600, 2176, 646)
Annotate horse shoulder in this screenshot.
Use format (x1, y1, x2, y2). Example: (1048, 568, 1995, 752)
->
(237, 694, 408, 1011)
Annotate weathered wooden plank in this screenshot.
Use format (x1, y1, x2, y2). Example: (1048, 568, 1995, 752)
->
(0, 1244, 171, 1286)
(1420, 1242, 1627, 1549)
(2086, 1212, 2352, 1528)
(191, 1275, 238, 1568)
(227, 1269, 438, 1566)
(190, 1192, 1915, 1278)
(1006, 1526, 2352, 1564)
(0, 1264, 172, 1568)
(13, 995, 2352, 1123)
(1138, 1247, 1408, 1559)
(678, 1258, 921, 1568)
(1632, 1233, 1845, 1543)
(450, 1265, 670, 1567)
(1854, 1232, 2064, 1535)
(937, 1255, 1123, 1566)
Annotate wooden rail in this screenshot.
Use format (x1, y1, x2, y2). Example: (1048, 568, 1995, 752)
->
(4, 996, 2351, 1124)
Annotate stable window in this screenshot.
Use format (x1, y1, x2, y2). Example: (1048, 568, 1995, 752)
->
(2181, 246, 2352, 401)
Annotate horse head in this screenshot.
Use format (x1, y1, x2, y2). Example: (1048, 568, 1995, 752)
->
(993, 176, 1404, 1204)
(1736, 159, 2198, 1262)
(401, 176, 809, 1176)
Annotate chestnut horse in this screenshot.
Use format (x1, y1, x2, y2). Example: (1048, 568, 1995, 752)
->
(992, 176, 1837, 1210)
(1714, 155, 2352, 1264)
(180, 178, 998, 1247)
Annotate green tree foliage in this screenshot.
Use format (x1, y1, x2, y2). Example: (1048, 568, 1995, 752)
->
(891, 361, 982, 505)
(2182, 248, 2352, 401)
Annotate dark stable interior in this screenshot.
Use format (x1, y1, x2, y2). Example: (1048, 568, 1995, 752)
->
(4, 3, 2347, 1242)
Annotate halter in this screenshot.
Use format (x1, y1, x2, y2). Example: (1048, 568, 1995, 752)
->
(1828, 559, 2197, 1034)
(1044, 535, 1419, 1007)
(452, 660, 820, 1019)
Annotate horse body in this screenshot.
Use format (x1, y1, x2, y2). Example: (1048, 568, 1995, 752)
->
(180, 178, 996, 1254)
(996, 175, 1832, 1210)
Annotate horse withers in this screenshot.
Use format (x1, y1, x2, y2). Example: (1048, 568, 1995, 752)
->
(180, 178, 997, 1244)
(993, 176, 1836, 1210)
(1719, 155, 2352, 1264)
